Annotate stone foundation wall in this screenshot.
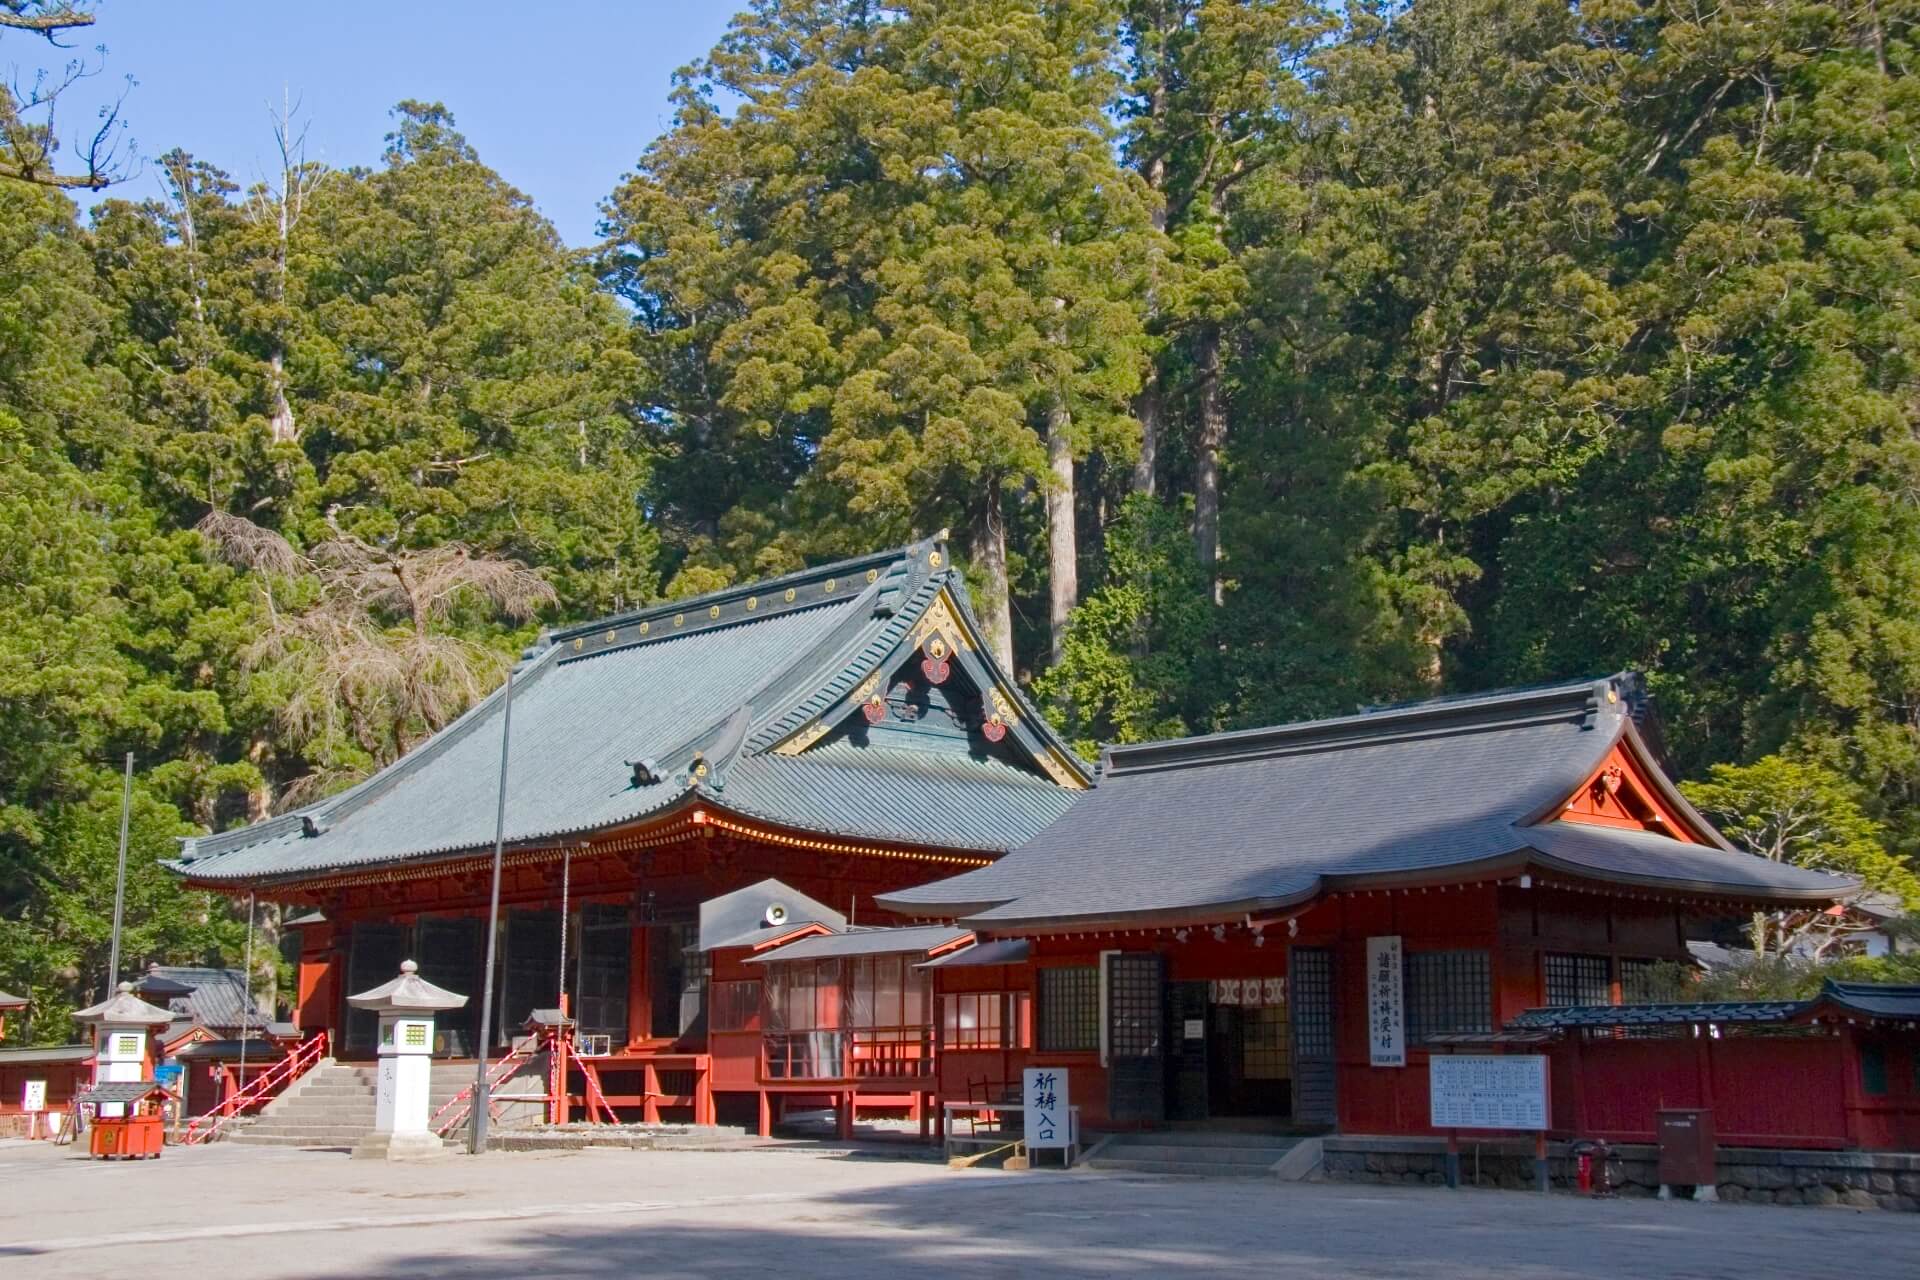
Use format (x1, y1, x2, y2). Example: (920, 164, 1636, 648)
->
(1321, 1137, 1920, 1212)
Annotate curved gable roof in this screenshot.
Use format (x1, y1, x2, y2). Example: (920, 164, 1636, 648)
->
(173, 537, 1088, 888)
(879, 675, 1851, 929)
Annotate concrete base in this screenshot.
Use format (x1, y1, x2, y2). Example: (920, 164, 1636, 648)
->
(350, 1131, 447, 1162)
(1270, 1136, 1325, 1182)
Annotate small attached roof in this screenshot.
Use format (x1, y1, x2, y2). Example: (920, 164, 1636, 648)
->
(744, 924, 974, 965)
(1511, 1000, 1803, 1030)
(78, 1080, 173, 1105)
(0, 988, 26, 1010)
(346, 960, 470, 1013)
(881, 674, 1852, 930)
(0, 1044, 94, 1066)
(72, 983, 176, 1026)
(1811, 981, 1920, 1023)
(171, 1038, 289, 1062)
(917, 937, 1031, 969)
(699, 879, 845, 952)
(1510, 981, 1920, 1032)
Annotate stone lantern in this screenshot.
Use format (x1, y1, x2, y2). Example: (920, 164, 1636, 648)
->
(346, 959, 467, 1160)
(72, 982, 175, 1118)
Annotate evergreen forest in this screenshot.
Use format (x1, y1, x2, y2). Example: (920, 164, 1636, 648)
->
(4, 0, 1920, 1037)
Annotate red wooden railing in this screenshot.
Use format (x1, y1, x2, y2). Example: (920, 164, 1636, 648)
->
(431, 1038, 543, 1137)
(181, 1030, 329, 1146)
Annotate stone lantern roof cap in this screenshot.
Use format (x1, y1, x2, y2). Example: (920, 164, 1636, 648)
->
(72, 982, 177, 1026)
(346, 959, 469, 1013)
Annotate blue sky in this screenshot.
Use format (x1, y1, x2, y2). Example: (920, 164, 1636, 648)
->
(65, 1, 737, 245)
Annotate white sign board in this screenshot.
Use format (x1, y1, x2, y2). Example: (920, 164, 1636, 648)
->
(1429, 1055, 1549, 1130)
(1366, 935, 1405, 1067)
(21, 1079, 46, 1113)
(1022, 1067, 1070, 1150)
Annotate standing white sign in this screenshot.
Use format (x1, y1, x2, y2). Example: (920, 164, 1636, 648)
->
(1366, 935, 1405, 1067)
(1022, 1066, 1070, 1150)
(1429, 1054, 1549, 1130)
(21, 1079, 46, 1113)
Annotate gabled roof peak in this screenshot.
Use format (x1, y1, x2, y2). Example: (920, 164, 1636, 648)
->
(549, 533, 949, 654)
(1101, 675, 1628, 780)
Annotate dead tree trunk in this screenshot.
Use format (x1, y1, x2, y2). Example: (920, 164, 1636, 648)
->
(970, 484, 1016, 673)
(1194, 324, 1227, 603)
(1046, 394, 1077, 665)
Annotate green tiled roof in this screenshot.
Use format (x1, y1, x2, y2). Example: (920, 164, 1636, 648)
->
(171, 537, 1088, 888)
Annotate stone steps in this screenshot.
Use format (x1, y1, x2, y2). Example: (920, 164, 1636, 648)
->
(1083, 1133, 1303, 1178)
(218, 1059, 534, 1147)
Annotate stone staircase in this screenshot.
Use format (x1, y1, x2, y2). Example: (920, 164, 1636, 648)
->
(1081, 1130, 1310, 1177)
(225, 1062, 472, 1149)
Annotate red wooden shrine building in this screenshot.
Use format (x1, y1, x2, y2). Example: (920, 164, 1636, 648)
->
(170, 537, 1088, 1129)
(880, 675, 1907, 1150)
(172, 538, 1908, 1152)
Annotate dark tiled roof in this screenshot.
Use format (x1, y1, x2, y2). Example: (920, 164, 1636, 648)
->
(1814, 981, 1920, 1021)
(1511, 1001, 1803, 1029)
(744, 925, 973, 964)
(0, 1044, 93, 1065)
(144, 966, 262, 1032)
(881, 675, 1851, 928)
(918, 938, 1031, 969)
(78, 1080, 171, 1104)
(0, 988, 28, 1009)
(170, 1038, 288, 1061)
(1512, 981, 1920, 1030)
(171, 538, 1088, 886)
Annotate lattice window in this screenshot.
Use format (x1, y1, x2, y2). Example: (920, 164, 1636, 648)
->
(1106, 953, 1162, 1059)
(1617, 958, 1673, 1005)
(1544, 953, 1613, 1007)
(1290, 948, 1334, 1058)
(710, 980, 761, 1033)
(942, 992, 1029, 1049)
(1405, 949, 1492, 1041)
(1241, 1005, 1293, 1080)
(1036, 966, 1098, 1052)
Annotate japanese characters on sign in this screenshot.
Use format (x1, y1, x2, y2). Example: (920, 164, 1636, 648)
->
(1367, 935, 1406, 1067)
(1429, 1054, 1549, 1130)
(21, 1079, 46, 1113)
(1023, 1066, 1070, 1150)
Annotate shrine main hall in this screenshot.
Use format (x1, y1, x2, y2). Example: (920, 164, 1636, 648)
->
(172, 535, 1914, 1154)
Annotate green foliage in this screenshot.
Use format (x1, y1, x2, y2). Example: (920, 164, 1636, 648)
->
(1036, 494, 1215, 752)
(604, 0, 1157, 632)
(1682, 754, 1919, 962)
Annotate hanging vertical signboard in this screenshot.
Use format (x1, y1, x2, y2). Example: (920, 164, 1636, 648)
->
(1367, 935, 1405, 1067)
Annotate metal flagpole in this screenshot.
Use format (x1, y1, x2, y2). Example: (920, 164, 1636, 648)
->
(470, 664, 516, 1155)
(106, 752, 134, 994)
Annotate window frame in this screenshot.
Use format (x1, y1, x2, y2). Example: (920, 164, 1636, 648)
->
(1404, 949, 1493, 1043)
(1035, 965, 1100, 1053)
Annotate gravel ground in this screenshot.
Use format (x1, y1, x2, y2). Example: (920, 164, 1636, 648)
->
(1, 1138, 1916, 1278)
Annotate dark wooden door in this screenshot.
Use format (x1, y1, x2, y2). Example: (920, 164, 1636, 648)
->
(342, 922, 407, 1055)
(416, 916, 482, 1055)
(1167, 980, 1209, 1121)
(1106, 952, 1166, 1125)
(1289, 946, 1337, 1127)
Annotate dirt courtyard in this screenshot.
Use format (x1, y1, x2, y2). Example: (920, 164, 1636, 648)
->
(1, 1138, 1916, 1278)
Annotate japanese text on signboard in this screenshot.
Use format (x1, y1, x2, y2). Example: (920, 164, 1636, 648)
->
(1429, 1055, 1549, 1130)
(1367, 935, 1405, 1067)
(1023, 1067, 1070, 1149)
